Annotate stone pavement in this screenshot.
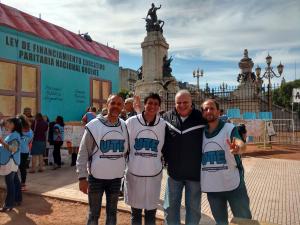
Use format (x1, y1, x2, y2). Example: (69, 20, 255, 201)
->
(0, 157, 299, 225)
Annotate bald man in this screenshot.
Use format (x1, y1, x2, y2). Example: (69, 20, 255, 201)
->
(163, 90, 206, 225)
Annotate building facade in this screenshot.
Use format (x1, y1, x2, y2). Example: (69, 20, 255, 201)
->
(0, 3, 119, 121)
(119, 67, 137, 92)
(178, 81, 198, 92)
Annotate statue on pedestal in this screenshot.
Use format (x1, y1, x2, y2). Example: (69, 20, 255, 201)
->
(237, 49, 256, 83)
(134, 4, 179, 104)
(144, 3, 165, 33)
(147, 3, 161, 23)
(137, 66, 143, 80)
(163, 55, 173, 77)
(237, 72, 256, 83)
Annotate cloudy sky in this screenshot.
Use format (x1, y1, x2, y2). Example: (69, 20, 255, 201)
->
(2, 0, 300, 87)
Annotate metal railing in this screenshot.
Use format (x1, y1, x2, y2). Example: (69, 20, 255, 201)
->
(161, 84, 300, 145)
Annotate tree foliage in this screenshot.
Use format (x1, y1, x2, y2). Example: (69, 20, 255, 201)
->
(273, 79, 300, 118)
(117, 89, 133, 100)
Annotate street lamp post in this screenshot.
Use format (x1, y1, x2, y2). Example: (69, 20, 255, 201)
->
(193, 68, 204, 91)
(255, 54, 284, 111)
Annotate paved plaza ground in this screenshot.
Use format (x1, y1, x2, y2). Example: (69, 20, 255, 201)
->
(0, 145, 299, 225)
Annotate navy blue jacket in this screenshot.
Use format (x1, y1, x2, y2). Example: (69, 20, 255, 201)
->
(163, 108, 206, 181)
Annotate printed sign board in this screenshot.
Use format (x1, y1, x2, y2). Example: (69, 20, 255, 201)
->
(293, 88, 300, 103)
(266, 121, 276, 136)
(64, 125, 85, 147)
(245, 120, 265, 137)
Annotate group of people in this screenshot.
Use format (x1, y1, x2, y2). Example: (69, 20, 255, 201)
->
(76, 90, 252, 225)
(0, 108, 65, 212)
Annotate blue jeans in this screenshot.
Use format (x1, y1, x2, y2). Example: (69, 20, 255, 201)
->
(4, 171, 22, 208)
(131, 207, 156, 225)
(87, 176, 121, 225)
(164, 176, 201, 225)
(207, 181, 252, 225)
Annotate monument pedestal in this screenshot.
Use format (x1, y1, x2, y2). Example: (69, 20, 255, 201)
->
(135, 77, 178, 111)
(135, 31, 179, 107)
(141, 31, 168, 82)
(230, 82, 261, 112)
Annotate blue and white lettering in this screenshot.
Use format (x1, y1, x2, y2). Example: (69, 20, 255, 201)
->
(134, 138, 159, 152)
(202, 150, 226, 165)
(100, 139, 125, 153)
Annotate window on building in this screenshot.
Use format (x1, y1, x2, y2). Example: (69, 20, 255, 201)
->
(0, 59, 40, 117)
(90, 78, 111, 111)
(128, 82, 134, 92)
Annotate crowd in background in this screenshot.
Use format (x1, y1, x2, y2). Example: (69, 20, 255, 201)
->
(0, 107, 67, 211)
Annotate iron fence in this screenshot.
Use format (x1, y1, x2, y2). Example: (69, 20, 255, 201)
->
(161, 84, 300, 145)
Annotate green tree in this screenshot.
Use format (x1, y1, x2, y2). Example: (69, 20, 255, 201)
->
(273, 79, 300, 118)
(117, 89, 132, 100)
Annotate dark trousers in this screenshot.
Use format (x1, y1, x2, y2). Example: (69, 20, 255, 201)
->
(207, 181, 252, 225)
(71, 153, 77, 166)
(131, 207, 157, 225)
(19, 153, 29, 184)
(4, 171, 22, 208)
(87, 175, 121, 225)
(53, 141, 63, 166)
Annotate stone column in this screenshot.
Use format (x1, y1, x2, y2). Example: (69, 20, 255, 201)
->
(134, 30, 179, 110)
(141, 31, 169, 81)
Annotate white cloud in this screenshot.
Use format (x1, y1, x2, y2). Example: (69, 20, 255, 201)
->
(1, 0, 299, 84)
(253, 49, 300, 65)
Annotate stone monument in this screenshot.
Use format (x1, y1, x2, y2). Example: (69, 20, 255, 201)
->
(237, 49, 257, 84)
(134, 3, 179, 106)
(236, 49, 263, 93)
(230, 49, 263, 112)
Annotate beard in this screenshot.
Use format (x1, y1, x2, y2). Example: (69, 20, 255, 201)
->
(205, 115, 219, 122)
(109, 108, 121, 116)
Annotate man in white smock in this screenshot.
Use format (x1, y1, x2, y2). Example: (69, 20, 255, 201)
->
(125, 93, 165, 225)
